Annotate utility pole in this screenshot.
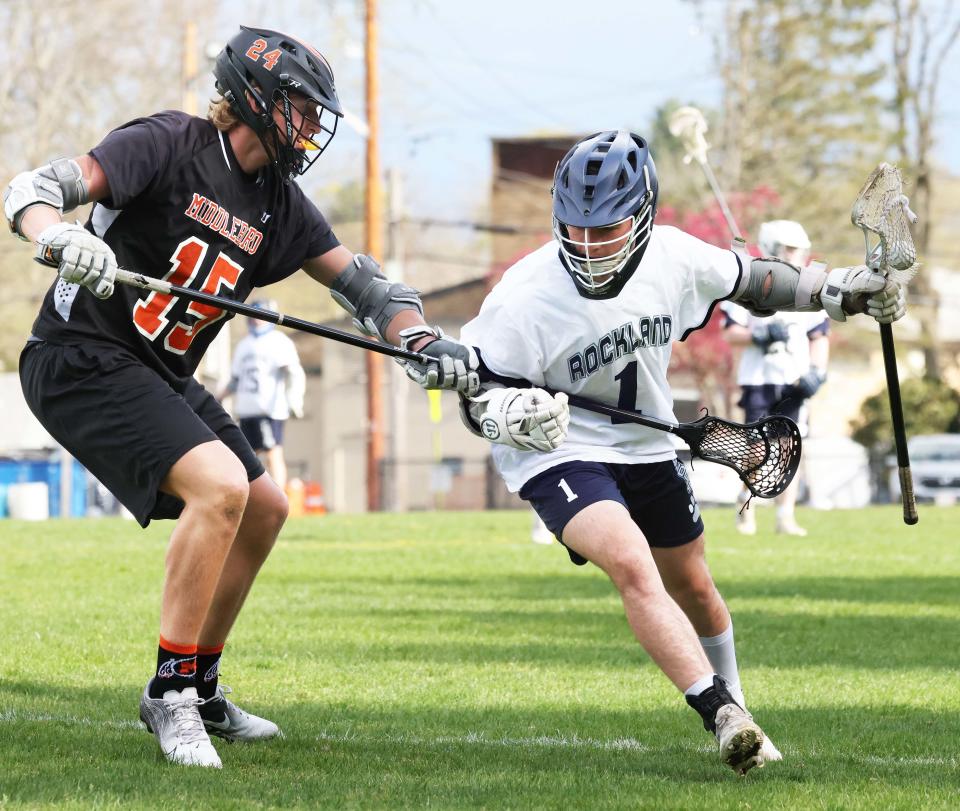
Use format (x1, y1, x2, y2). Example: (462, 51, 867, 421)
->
(385, 169, 407, 512)
(364, 0, 384, 512)
(181, 20, 198, 115)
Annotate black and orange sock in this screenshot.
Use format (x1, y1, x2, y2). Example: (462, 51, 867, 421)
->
(196, 644, 224, 701)
(149, 636, 197, 698)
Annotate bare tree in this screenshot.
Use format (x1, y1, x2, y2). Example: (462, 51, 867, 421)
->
(0, 0, 217, 369)
(892, 0, 960, 379)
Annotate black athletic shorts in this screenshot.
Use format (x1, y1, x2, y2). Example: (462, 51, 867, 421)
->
(519, 458, 704, 566)
(239, 417, 285, 451)
(19, 340, 264, 527)
(738, 384, 803, 424)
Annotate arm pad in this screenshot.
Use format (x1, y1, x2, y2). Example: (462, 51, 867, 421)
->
(731, 244, 827, 316)
(4, 158, 88, 239)
(329, 254, 424, 339)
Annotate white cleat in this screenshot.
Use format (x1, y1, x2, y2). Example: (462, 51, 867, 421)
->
(715, 703, 765, 776)
(776, 518, 808, 537)
(761, 735, 783, 762)
(139, 681, 222, 768)
(199, 685, 281, 742)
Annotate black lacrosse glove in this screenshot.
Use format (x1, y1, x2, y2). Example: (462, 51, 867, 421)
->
(397, 325, 481, 396)
(751, 320, 790, 351)
(788, 368, 826, 400)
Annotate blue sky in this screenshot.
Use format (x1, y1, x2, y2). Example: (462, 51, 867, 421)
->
(235, 0, 959, 220)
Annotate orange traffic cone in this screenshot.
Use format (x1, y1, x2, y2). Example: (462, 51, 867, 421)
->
(304, 481, 326, 515)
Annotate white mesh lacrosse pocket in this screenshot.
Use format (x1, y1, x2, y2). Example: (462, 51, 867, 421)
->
(851, 163, 918, 280)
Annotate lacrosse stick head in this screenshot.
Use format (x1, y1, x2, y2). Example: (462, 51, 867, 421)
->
(681, 414, 802, 498)
(668, 106, 710, 165)
(851, 163, 919, 285)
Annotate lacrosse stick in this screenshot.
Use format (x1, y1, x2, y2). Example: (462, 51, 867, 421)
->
(668, 106, 743, 240)
(851, 163, 920, 525)
(479, 367, 801, 499)
(40, 260, 801, 497)
(564, 397, 801, 499)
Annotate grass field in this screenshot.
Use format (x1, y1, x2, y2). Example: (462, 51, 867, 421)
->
(1, 506, 959, 809)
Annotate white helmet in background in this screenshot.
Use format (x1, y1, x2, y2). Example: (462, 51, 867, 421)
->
(757, 220, 811, 267)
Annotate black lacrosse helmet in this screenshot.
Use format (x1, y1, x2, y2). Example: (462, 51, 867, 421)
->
(214, 26, 343, 182)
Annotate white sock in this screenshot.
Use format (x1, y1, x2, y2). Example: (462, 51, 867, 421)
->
(683, 674, 716, 697)
(699, 623, 746, 708)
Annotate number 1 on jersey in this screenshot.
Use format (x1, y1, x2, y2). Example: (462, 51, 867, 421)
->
(612, 360, 639, 424)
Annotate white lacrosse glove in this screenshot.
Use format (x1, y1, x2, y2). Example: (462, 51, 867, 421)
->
(471, 387, 570, 452)
(36, 222, 117, 299)
(820, 265, 906, 324)
(865, 282, 906, 324)
(397, 325, 481, 396)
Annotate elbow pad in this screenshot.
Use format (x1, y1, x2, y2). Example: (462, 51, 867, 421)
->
(4, 158, 88, 239)
(732, 244, 826, 316)
(330, 254, 424, 339)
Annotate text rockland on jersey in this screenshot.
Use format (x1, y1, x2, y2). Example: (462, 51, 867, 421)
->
(567, 316, 672, 382)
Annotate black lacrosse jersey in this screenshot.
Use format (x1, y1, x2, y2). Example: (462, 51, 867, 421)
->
(30, 110, 339, 382)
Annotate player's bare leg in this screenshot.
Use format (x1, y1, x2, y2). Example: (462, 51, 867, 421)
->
(562, 501, 714, 690)
(652, 536, 731, 638)
(561, 501, 766, 775)
(139, 440, 249, 768)
(775, 479, 807, 536)
(735, 488, 756, 535)
(199, 472, 287, 644)
(160, 441, 250, 645)
(653, 535, 782, 761)
(263, 446, 288, 491)
(193, 472, 287, 741)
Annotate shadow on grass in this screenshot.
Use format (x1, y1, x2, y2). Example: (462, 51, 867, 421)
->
(255, 571, 960, 671)
(722, 575, 960, 607)
(1, 679, 957, 808)
(273, 570, 960, 609)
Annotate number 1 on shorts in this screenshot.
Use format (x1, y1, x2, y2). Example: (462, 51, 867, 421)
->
(558, 478, 578, 503)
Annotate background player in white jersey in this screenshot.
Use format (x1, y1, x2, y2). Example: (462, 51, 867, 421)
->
(722, 221, 830, 536)
(8, 26, 477, 768)
(446, 130, 905, 775)
(220, 300, 306, 490)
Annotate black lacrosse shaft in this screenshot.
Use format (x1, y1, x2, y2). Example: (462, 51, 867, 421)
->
(57, 258, 687, 434)
(879, 322, 918, 525)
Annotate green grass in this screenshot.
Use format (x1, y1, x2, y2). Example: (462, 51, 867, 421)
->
(1, 507, 959, 809)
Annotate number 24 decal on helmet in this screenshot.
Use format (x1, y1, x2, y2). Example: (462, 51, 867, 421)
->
(244, 39, 282, 71)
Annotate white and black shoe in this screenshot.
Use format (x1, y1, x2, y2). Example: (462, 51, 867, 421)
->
(686, 675, 769, 776)
(199, 685, 281, 742)
(715, 703, 765, 775)
(139, 680, 222, 768)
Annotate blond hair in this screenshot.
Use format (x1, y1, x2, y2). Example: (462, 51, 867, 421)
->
(207, 96, 240, 132)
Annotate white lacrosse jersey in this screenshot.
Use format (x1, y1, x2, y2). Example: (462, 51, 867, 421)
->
(460, 225, 742, 492)
(230, 328, 303, 420)
(720, 303, 829, 386)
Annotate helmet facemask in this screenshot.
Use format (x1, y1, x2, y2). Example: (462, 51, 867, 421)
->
(554, 179, 656, 296)
(262, 89, 339, 182)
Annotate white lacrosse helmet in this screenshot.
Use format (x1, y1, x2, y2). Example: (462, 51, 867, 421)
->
(757, 220, 811, 266)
